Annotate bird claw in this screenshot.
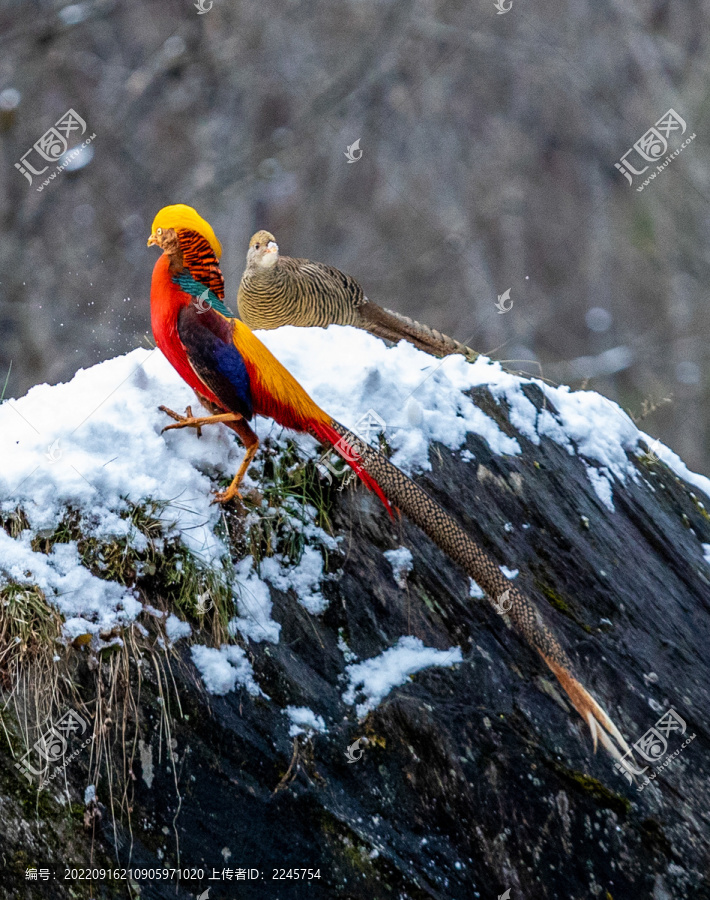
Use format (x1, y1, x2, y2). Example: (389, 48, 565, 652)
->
(159, 405, 202, 438)
(211, 486, 243, 505)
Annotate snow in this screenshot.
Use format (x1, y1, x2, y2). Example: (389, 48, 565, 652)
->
(0, 350, 235, 559)
(500, 566, 519, 580)
(0, 529, 140, 643)
(190, 644, 266, 697)
(258, 326, 521, 472)
(585, 465, 616, 513)
(229, 557, 281, 643)
(1, 326, 709, 697)
(702, 544, 710, 566)
(259, 546, 329, 614)
(384, 547, 414, 589)
(165, 614, 191, 644)
(469, 579, 485, 599)
(283, 706, 327, 737)
(342, 636, 464, 717)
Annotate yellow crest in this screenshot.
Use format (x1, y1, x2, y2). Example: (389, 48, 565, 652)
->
(151, 204, 222, 259)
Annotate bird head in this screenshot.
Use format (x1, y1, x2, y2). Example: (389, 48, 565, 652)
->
(247, 230, 279, 270)
(147, 204, 222, 259)
(147, 225, 181, 259)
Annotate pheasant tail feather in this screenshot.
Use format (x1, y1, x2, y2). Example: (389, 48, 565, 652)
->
(357, 303, 478, 362)
(326, 420, 630, 759)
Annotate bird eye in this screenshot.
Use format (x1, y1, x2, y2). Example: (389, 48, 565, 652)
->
(254, 243, 260, 250)
(157, 228, 162, 235)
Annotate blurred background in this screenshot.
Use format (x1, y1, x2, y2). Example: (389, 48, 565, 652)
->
(0, 0, 708, 471)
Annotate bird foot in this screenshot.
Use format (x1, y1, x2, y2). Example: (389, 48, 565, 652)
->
(211, 484, 244, 505)
(159, 405, 202, 437)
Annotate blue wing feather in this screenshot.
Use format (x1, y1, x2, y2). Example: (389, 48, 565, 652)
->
(177, 303, 254, 420)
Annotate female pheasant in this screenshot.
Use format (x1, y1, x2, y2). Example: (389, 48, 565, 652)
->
(238, 230, 478, 361)
(148, 204, 629, 762)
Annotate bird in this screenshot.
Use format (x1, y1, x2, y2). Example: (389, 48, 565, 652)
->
(148, 204, 630, 762)
(237, 230, 479, 362)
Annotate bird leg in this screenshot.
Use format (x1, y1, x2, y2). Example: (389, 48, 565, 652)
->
(213, 418, 260, 505)
(159, 404, 243, 438)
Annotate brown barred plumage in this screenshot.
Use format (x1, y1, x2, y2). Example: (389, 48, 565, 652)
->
(323, 420, 631, 761)
(238, 231, 478, 361)
(151, 213, 630, 761)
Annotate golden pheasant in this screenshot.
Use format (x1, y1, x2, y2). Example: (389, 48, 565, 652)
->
(148, 204, 629, 762)
(237, 230, 478, 361)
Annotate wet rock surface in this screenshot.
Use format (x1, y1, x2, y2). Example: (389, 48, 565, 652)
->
(2, 387, 710, 900)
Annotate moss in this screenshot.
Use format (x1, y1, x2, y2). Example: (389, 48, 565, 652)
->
(534, 581, 593, 634)
(539, 583, 571, 615)
(551, 761, 631, 816)
(69, 802, 84, 824)
(689, 494, 710, 522)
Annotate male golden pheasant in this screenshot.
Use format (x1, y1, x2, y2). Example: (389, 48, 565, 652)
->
(148, 204, 629, 761)
(237, 230, 478, 361)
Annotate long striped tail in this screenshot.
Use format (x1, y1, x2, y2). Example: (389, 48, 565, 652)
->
(321, 420, 630, 761)
(357, 302, 478, 362)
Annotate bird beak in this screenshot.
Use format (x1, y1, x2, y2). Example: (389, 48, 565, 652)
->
(266, 241, 278, 253)
(147, 233, 159, 247)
